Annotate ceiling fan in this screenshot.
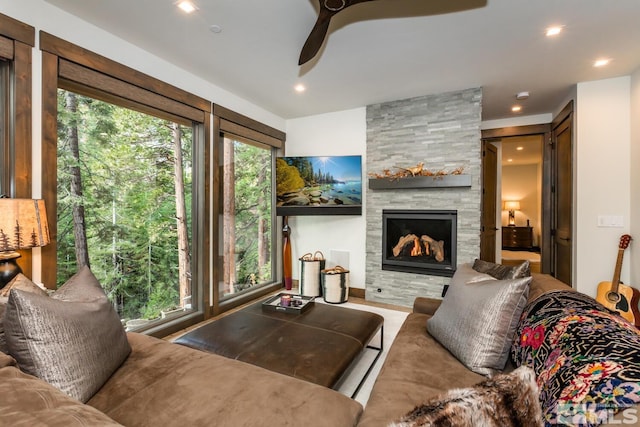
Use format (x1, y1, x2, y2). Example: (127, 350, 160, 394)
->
(299, 0, 378, 65)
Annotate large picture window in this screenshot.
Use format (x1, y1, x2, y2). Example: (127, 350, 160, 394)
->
(56, 90, 194, 328)
(220, 135, 275, 300)
(41, 33, 210, 336)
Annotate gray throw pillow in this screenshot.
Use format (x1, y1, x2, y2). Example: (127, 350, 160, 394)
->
(0, 274, 48, 354)
(473, 258, 530, 280)
(427, 265, 532, 376)
(4, 266, 131, 403)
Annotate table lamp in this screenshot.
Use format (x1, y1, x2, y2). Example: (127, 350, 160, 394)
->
(503, 200, 520, 226)
(0, 198, 50, 288)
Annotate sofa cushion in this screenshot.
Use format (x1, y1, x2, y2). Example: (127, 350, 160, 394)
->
(389, 366, 542, 426)
(427, 264, 532, 376)
(0, 274, 48, 354)
(4, 266, 131, 403)
(88, 332, 363, 426)
(512, 290, 640, 425)
(0, 366, 123, 426)
(473, 258, 531, 280)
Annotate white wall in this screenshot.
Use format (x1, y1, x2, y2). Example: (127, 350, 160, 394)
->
(631, 68, 640, 286)
(481, 114, 553, 130)
(575, 77, 632, 297)
(285, 108, 367, 288)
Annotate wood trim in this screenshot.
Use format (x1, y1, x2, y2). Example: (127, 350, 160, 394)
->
(13, 42, 32, 198)
(481, 123, 553, 274)
(13, 40, 33, 277)
(349, 287, 365, 299)
(0, 35, 13, 60)
(214, 104, 285, 144)
(40, 51, 59, 289)
(59, 78, 193, 127)
(0, 13, 35, 47)
(58, 59, 204, 123)
(552, 100, 574, 130)
(200, 113, 211, 320)
(481, 123, 550, 139)
(210, 115, 222, 315)
(219, 119, 283, 149)
(39, 32, 210, 114)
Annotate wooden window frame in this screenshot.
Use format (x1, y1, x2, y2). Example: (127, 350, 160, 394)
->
(40, 32, 211, 337)
(210, 106, 286, 316)
(0, 12, 34, 276)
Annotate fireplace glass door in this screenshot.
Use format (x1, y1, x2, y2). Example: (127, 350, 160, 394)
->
(382, 210, 457, 277)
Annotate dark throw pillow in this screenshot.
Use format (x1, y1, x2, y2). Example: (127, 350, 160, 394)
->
(473, 258, 531, 280)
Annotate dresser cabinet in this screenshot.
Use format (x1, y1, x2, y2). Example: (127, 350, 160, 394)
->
(502, 226, 533, 249)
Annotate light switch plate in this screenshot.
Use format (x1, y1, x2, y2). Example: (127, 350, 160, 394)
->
(597, 215, 624, 228)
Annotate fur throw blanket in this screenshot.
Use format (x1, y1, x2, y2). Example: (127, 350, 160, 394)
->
(389, 366, 542, 427)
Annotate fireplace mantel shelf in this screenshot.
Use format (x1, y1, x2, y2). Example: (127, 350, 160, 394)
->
(368, 174, 472, 190)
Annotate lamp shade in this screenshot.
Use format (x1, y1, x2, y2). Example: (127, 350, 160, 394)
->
(503, 200, 521, 211)
(0, 198, 50, 251)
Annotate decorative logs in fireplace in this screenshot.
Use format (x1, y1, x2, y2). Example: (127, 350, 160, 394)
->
(382, 209, 457, 277)
(392, 234, 444, 262)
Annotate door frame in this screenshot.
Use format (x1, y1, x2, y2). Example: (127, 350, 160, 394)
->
(481, 124, 552, 273)
(550, 101, 574, 285)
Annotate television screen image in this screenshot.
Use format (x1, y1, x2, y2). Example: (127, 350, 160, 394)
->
(276, 155, 362, 216)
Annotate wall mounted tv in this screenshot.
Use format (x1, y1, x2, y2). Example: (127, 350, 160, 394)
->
(276, 155, 362, 216)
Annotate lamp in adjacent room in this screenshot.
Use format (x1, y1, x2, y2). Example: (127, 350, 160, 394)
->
(0, 198, 50, 288)
(503, 201, 520, 227)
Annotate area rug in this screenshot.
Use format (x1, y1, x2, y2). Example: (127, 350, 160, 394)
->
(315, 299, 409, 406)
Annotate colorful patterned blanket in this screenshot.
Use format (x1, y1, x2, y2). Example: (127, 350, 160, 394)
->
(512, 290, 640, 426)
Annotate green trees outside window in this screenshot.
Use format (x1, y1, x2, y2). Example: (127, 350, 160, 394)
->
(57, 90, 193, 328)
(220, 136, 274, 299)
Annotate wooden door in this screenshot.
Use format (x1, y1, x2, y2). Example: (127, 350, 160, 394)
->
(552, 104, 573, 285)
(480, 141, 498, 262)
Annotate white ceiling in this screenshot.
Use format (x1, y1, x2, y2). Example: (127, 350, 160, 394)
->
(43, 0, 640, 121)
(500, 135, 543, 166)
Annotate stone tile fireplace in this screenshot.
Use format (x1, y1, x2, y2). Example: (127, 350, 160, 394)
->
(382, 209, 457, 277)
(365, 88, 482, 307)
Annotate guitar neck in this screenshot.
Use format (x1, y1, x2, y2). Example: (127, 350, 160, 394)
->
(611, 248, 625, 292)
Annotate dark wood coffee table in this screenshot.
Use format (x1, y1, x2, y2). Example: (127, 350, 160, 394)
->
(174, 296, 383, 397)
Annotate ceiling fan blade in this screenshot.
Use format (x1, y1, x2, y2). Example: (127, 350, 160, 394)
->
(299, 9, 333, 65)
(299, 0, 379, 65)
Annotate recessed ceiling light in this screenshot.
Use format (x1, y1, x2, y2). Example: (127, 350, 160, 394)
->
(516, 146, 524, 151)
(594, 58, 610, 67)
(294, 84, 306, 93)
(546, 26, 563, 37)
(511, 105, 522, 113)
(177, 1, 198, 14)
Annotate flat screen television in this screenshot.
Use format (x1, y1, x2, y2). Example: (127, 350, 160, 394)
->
(276, 155, 362, 216)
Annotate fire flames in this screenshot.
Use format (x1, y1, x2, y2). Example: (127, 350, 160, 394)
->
(410, 237, 422, 256)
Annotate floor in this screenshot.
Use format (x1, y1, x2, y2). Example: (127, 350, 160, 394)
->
(322, 299, 409, 405)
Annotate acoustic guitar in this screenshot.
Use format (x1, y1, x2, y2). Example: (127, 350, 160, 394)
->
(596, 234, 640, 326)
